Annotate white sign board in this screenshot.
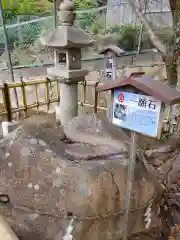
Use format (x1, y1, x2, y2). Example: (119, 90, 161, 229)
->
(105, 57, 116, 80)
(112, 90, 162, 137)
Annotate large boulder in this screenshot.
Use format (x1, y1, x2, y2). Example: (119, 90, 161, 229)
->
(0, 114, 163, 240)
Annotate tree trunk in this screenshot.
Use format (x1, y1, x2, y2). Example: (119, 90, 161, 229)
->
(169, 0, 180, 142)
(174, 0, 180, 91)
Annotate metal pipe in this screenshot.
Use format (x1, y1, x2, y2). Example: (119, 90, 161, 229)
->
(53, 0, 58, 28)
(53, 0, 58, 71)
(0, 0, 19, 109)
(137, 24, 143, 54)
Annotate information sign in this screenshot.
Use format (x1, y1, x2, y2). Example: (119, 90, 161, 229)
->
(112, 90, 161, 137)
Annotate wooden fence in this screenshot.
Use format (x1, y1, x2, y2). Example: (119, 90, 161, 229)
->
(0, 78, 107, 121)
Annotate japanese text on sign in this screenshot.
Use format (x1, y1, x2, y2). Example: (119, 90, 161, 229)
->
(134, 97, 156, 110)
(105, 57, 116, 80)
(112, 90, 161, 137)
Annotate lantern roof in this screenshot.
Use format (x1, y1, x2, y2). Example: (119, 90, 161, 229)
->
(41, 26, 92, 48)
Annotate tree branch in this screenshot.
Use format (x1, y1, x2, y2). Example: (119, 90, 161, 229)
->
(128, 0, 167, 54)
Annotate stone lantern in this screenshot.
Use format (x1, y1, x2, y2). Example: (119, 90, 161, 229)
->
(41, 0, 92, 125)
(99, 44, 124, 82)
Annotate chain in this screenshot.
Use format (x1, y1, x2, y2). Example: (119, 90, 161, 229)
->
(0, 190, 158, 221)
(8, 203, 124, 221)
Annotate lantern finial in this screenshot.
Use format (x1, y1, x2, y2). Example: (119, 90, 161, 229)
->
(59, 0, 76, 26)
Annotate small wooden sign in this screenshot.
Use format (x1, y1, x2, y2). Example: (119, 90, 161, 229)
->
(97, 75, 180, 138)
(105, 57, 116, 80)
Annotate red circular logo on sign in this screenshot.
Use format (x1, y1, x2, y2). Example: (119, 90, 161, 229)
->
(118, 94, 124, 102)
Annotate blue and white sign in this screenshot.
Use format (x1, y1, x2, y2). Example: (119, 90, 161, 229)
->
(112, 90, 162, 137)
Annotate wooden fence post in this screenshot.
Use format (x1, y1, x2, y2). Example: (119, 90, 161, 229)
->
(94, 82, 99, 114)
(3, 82, 12, 122)
(20, 78, 27, 118)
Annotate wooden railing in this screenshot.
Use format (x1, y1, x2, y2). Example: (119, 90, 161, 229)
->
(0, 78, 107, 121)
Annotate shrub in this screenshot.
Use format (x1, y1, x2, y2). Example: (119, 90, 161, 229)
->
(92, 22, 105, 35)
(107, 24, 141, 51)
(76, 13, 95, 31)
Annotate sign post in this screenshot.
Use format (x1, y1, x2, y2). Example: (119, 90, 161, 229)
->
(96, 75, 180, 240)
(123, 131, 137, 240)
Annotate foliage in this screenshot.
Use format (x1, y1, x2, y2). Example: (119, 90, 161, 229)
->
(2, 0, 99, 31)
(106, 24, 141, 51)
(74, 0, 97, 31)
(157, 26, 174, 48)
(18, 24, 41, 44)
(76, 13, 96, 30)
(105, 24, 174, 51)
(92, 24, 142, 51)
(74, 0, 97, 10)
(96, 0, 107, 6)
(107, 24, 122, 34)
(92, 22, 105, 35)
(2, 0, 52, 21)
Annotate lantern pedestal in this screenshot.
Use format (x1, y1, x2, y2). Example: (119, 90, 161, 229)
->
(59, 83, 78, 125)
